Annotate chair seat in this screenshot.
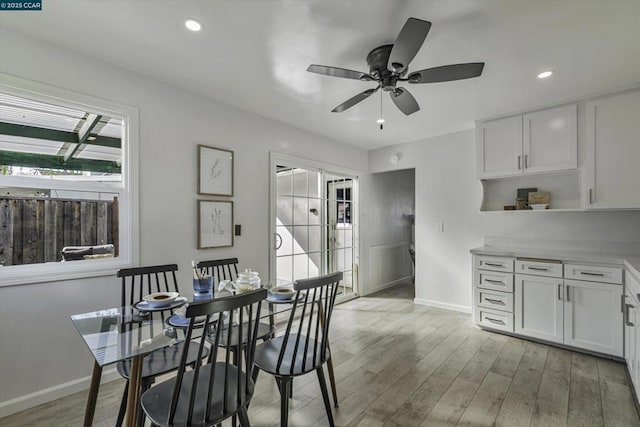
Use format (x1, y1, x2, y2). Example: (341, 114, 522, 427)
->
(254, 335, 328, 377)
(207, 322, 274, 348)
(141, 362, 254, 427)
(117, 342, 206, 379)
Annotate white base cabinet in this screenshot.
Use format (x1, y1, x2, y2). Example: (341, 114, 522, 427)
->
(564, 279, 623, 356)
(474, 254, 624, 358)
(625, 270, 640, 403)
(515, 274, 563, 344)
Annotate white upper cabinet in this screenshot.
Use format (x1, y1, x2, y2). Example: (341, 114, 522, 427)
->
(523, 104, 577, 174)
(477, 104, 577, 179)
(585, 90, 640, 210)
(477, 115, 522, 178)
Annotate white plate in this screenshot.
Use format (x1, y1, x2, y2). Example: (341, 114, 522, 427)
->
(135, 296, 187, 312)
(530, 204, 549, 210)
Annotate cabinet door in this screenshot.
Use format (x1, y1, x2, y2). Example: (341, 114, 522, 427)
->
(625, 289, 637, 387)
(515, 274, 563, 343)
(523, 104, 577, 174)
(564, 279, 623, 357)
(585, 90, 640, 209)
(476, 116, 523, 179)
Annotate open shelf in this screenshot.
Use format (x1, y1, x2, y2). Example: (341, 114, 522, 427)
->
(480, 170, 582, 212)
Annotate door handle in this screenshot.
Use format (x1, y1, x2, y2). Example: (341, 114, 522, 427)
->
(485, 317, 506, 326)
(527, 266, 549, 271)
(275, 233, 283, 250)
(517, 155, 521, 170)
(485, 279, 505, 284)
(589, 188, 594, 204)
(484, 298, 505, 305)
(558, 284, 563, 300)
(484, 262, 504, 268)
(626, 304, 635, 327)
(525, 154, 529, 168)
(580, 271, 604, 277)
(566, 285, 570, 302)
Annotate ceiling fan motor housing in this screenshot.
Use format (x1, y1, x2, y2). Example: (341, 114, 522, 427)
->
(367, 44, 402, 91)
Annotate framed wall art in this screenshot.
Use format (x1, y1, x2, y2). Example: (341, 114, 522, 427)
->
(198, 144, 234, 196)
(198, 200, 233, 248)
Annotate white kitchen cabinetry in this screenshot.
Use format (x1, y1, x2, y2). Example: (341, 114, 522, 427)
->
(515, 273, 564, 343)
(625, 270, 640, 403)
(523, 104, 577, 174)
(585, 90, 640, 210)
(477, 116, 522, 178)
(564, 279, 623, 356)
(474, 251, 625, 358)
(584, 90, 640, 210)
(473, 255, 514, 332)
(477, 104, 577, 179)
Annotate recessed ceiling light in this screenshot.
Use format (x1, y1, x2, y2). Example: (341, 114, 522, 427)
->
(537, 70, 554, 79)
(185, 19, 202, 32)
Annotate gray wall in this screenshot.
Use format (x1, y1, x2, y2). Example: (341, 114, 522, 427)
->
(0, 28, 368, 412)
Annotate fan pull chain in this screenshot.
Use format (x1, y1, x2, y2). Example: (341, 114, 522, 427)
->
(378, 90, 384, 130)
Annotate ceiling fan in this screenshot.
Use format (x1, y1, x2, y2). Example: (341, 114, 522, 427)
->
(307, 17, 485, 116)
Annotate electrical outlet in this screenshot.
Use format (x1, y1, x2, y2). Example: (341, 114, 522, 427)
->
(235, 224, 241, 236)
(436, 222, 444, 232)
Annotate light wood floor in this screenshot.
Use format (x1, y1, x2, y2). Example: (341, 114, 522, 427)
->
(2, 282, 639, 427)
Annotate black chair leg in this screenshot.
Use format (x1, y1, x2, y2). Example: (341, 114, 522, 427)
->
(279, 378, 290, 427)
(115, 381, 129, 427)
(238, 407, 251, 427)
(316, 367, 335, 427)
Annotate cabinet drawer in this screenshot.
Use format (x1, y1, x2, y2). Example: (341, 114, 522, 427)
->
(474, 255, 514, 273)
(564, 263, 623, 284)
(475, 307, 514, 332)
(515, 259, 563, 278)
(474, 288, 513, 312)
(474, 270, 514, 292)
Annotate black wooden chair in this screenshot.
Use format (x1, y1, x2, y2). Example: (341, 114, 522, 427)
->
(252, 272, 342, 427)
(115, 264, 207, 427)
(197, 258, 274, 351)
(141, 288, 268, 427)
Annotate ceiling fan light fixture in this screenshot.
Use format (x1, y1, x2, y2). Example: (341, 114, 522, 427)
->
(185, 19, 202, 32)
(376, 118, 385, 124)
(537, 70, 553, 79)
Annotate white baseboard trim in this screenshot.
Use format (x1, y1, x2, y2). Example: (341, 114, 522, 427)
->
(0, 368, 119, 418)
(414, 298, 472, 314)
(362, 276, 412, 296)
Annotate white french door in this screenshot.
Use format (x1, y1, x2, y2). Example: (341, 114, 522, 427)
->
(269, 153, 359, 299)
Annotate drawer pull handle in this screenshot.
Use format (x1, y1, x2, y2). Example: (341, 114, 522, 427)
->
(485, 279, 505, 284)
(558, 284, 562, 301)
(626, 304, 635, 327)
(527, 266, 549, 271)
(485, 317, 506, 325)
(580, 272, 605, 277)
(484, 263, 504, 267)
(484, 298, 505, 305)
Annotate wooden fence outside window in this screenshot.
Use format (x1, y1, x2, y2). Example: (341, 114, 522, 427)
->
(0, 196, 118, 266)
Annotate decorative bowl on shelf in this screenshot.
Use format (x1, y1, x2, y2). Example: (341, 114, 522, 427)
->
(530, 204, 549, 210)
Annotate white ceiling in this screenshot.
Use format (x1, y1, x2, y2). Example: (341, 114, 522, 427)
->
(1, 0, 639, 149)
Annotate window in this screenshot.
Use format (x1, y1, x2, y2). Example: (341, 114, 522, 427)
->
(0, 74, 138, 286)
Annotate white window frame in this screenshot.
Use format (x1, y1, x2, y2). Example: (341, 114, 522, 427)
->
(0, 73, 139, 286)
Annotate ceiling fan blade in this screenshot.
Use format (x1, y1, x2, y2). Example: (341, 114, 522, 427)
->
(390, 87, 420, 116)
(408, 63, 485, 84)
(307, 64, 374, 81)
(388, 18, 432, 74)
(331, 87, 379, 113)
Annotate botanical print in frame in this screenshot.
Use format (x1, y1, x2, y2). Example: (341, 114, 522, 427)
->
(198, 145, 234, 196)
(198, 200, 233, 248)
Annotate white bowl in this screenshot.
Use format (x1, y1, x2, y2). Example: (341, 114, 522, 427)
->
(143, 292, 179, 307)
(530, 204, 549, 210)
(269, 287, 295, 300)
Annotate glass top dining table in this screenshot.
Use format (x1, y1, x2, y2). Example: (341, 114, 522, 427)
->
(71, 290, 302, 427)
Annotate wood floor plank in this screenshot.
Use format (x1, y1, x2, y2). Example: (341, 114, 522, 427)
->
(530, 347, 573, 427)
(600, 378, 640, 426)
(456, 371, 512, 427)
(568, 370, 603, 427)
(419, 378, 478, 426)
(494, 341, 548, 427)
